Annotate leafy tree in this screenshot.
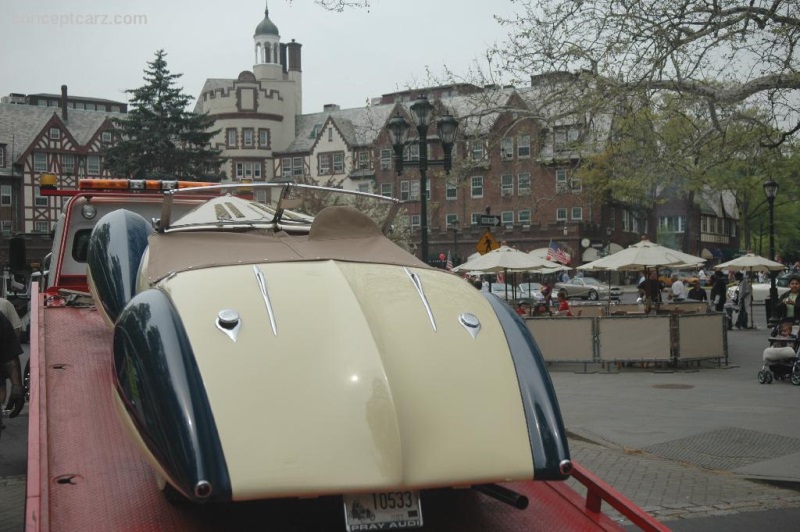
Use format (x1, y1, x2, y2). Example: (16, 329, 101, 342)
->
(104, 50, 222, 179)
(492, 0, 800, 148)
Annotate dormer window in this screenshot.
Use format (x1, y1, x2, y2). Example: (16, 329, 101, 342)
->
(50, 127, 61, 140)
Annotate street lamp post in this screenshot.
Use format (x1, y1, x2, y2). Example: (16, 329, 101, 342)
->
(451, 220, 460, 265)
(387, 95, 458, 263)
(764, 179, 779, 324)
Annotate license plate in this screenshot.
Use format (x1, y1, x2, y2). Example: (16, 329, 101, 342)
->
(343, 490, 423, 531)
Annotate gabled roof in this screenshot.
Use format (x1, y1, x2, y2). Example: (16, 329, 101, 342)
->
(699, 188, 739, 220)
(285, 104, 396, 153)
(0, 104, 115, 162)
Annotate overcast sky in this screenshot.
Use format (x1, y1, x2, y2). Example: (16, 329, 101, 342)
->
(0, 0, 519, 113)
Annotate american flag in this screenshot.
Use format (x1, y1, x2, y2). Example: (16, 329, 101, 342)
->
(546, 239, 571, 265)
(446, 251, 453, 271)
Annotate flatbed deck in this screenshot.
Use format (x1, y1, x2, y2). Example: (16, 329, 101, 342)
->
(25, 293, 662, 531)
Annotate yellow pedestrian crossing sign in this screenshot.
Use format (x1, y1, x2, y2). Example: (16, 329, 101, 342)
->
(476, 230, 500, 255)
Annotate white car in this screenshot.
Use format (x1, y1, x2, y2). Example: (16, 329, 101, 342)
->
(517, 282, 545, 303)
(729, 273, 792, 302)
(489, 283, 528, 301)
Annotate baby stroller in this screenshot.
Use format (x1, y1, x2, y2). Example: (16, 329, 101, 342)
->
(757, 327, 800, 385)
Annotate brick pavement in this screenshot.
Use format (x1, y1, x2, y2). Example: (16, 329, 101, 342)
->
(568, 437, 800, 526)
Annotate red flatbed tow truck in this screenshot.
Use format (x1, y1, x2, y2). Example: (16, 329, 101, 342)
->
(23, 177, 667, 531)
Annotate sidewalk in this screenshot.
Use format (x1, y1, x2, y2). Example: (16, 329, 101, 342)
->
(548, 319, 800, 526)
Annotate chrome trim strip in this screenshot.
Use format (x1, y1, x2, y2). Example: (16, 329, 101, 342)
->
(405, 267, 437, 332)
(253, 265, 278, 336)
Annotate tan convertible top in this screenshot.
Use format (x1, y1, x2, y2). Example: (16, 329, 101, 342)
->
(144, 205, 428, 283)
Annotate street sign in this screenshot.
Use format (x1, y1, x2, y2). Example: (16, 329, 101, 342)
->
(475, 230, 500, 255)
(479, 215, 502, 227)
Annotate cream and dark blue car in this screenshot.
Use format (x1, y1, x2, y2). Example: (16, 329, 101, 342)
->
(86, 182, 571, 529)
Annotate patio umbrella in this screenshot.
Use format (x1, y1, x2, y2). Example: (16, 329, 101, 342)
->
(577, 237, 705, 272)
(714, 253, 785, 328)
(577, 237, 705, 312)
(454, 246, 556, 300)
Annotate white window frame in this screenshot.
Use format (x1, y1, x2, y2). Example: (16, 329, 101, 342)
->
(518, 210, 531, 225)
(318, 153, 331, 175)
(571, 207, 583, 220)
(556, 208, 567, 221)
(259, 129, 270, 148)
(445, 214, 459, 228)
(87, 154, 101, 175)
(518, 172, 531, 195)
(101, 131, 112, 143)
(517, 134, 531, 158)
(243, 129, 254, 147)
(0, 185, 11, 206)
(501, 211, 514, 227)
(501, 137, 514, 160)
(1, 220, 11, 234)
(404, 144, 420, 162)
(471, 212, 483, 226)
(292, 157, 304, 177)
(49, 127, 60, 140)
(400, 181, 411, 201)
(34, 187, 48, 207)
(227, 129, 237, 148)
(380, 149, 392, 170)
(410, 214, 421, 230)
(357, 183, 371, 193)
(333, 152, 344, 174)
(34, 221, 49, 233)
(357, 150, 371, 170)
(570, 177, 582, 193)
(471, 176, 484, 198)
(445, 181, 457, 200)
(410, 181, 421, 201)
(34, 152, 47, 173)
(501, 175, 514, 197)
(380, 183, 393, 197)
(470, 140, 485, 161)
(282, 157, 292, 178)
(555, 169, 568, 192)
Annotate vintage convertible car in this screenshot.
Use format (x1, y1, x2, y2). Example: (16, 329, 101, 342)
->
(86, 182, 571, 528)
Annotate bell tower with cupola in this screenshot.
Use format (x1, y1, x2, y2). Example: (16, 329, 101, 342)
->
(253, 2, 283, 81)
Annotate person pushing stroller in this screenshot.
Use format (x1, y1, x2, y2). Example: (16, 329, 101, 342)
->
(758, 319, 800, 385)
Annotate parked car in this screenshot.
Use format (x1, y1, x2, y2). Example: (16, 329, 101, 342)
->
(555, 277, 621, 300)
(730, 272, 793, 302)
(489, 283, 528, 301)
(658, 269, 699, 287)
(517, 282, 545, 303)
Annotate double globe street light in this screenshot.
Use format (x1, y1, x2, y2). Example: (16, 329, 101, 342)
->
(387, 95, 458, 263)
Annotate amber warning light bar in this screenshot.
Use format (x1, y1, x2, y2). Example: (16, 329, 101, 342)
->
(38, 173, 213, 196)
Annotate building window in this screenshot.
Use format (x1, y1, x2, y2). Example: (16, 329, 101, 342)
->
(235, 161, 262, 179)
(446, 181, 457, 200)
(318, 153, 331, 174)
(1, 220, 11, 234)
(282, 157, 292, 178)
(501, 211, 514, 227)
(403, 143, 420, 162)
(226, 129, 237, 148)
(292, 157, 304, 177)
(34, 221, 49, 233)
(101, 131, 112, 143)
(87, 155, 101, 175)
(61, 154, 75, 173)
(556, 208, 567, 221)
(555, 169, 568, 192)
(501, 137, 514, 160)
(554, 129, 567, 151)
(111, 105, 120, 113)
(380, 183, 393, 197)
(357, 150, 371, 170)
(446, 214, 458, 228)
(518, 210, 531, 225)
(470, 140, 485, 161)
(243, 129, 254, 147)
(410, 214, 420, 230)
(49, 127, 60, 140)
(35, 187, 48, 207)
(0, 146, 4, 168)
(34, 152, 47, 173)
(75, 102, 85, 109)
(471, 176, 483, 198)
(380, 149, 392, 170)
(659, 215, 686, 233)
(501, 175, 514, 197)
(570, 178, 582, 193)
(328, 128, 333, 142)
(471, 212, 483, 226)
(357, 183, 371, 193)
(518, 134, 531, 158)
(1, 185, 11, 206)
(259, 129, 270, 148)
(571, 207, 583, 220)
(400, 181, 410, 201)
(333, 152, 344, 174)
(518, 173, 531, 194)
(411, 181, 421, 200)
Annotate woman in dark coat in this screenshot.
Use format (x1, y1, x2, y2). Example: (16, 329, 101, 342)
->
(776, 275, 800, 322)
(710, 270, 728, 312)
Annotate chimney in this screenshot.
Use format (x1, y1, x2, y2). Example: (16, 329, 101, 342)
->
(60, 85, 68, 121)
(323, 104, 340, 112)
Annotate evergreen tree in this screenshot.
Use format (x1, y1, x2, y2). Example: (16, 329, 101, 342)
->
(104, 50, 221, 179)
